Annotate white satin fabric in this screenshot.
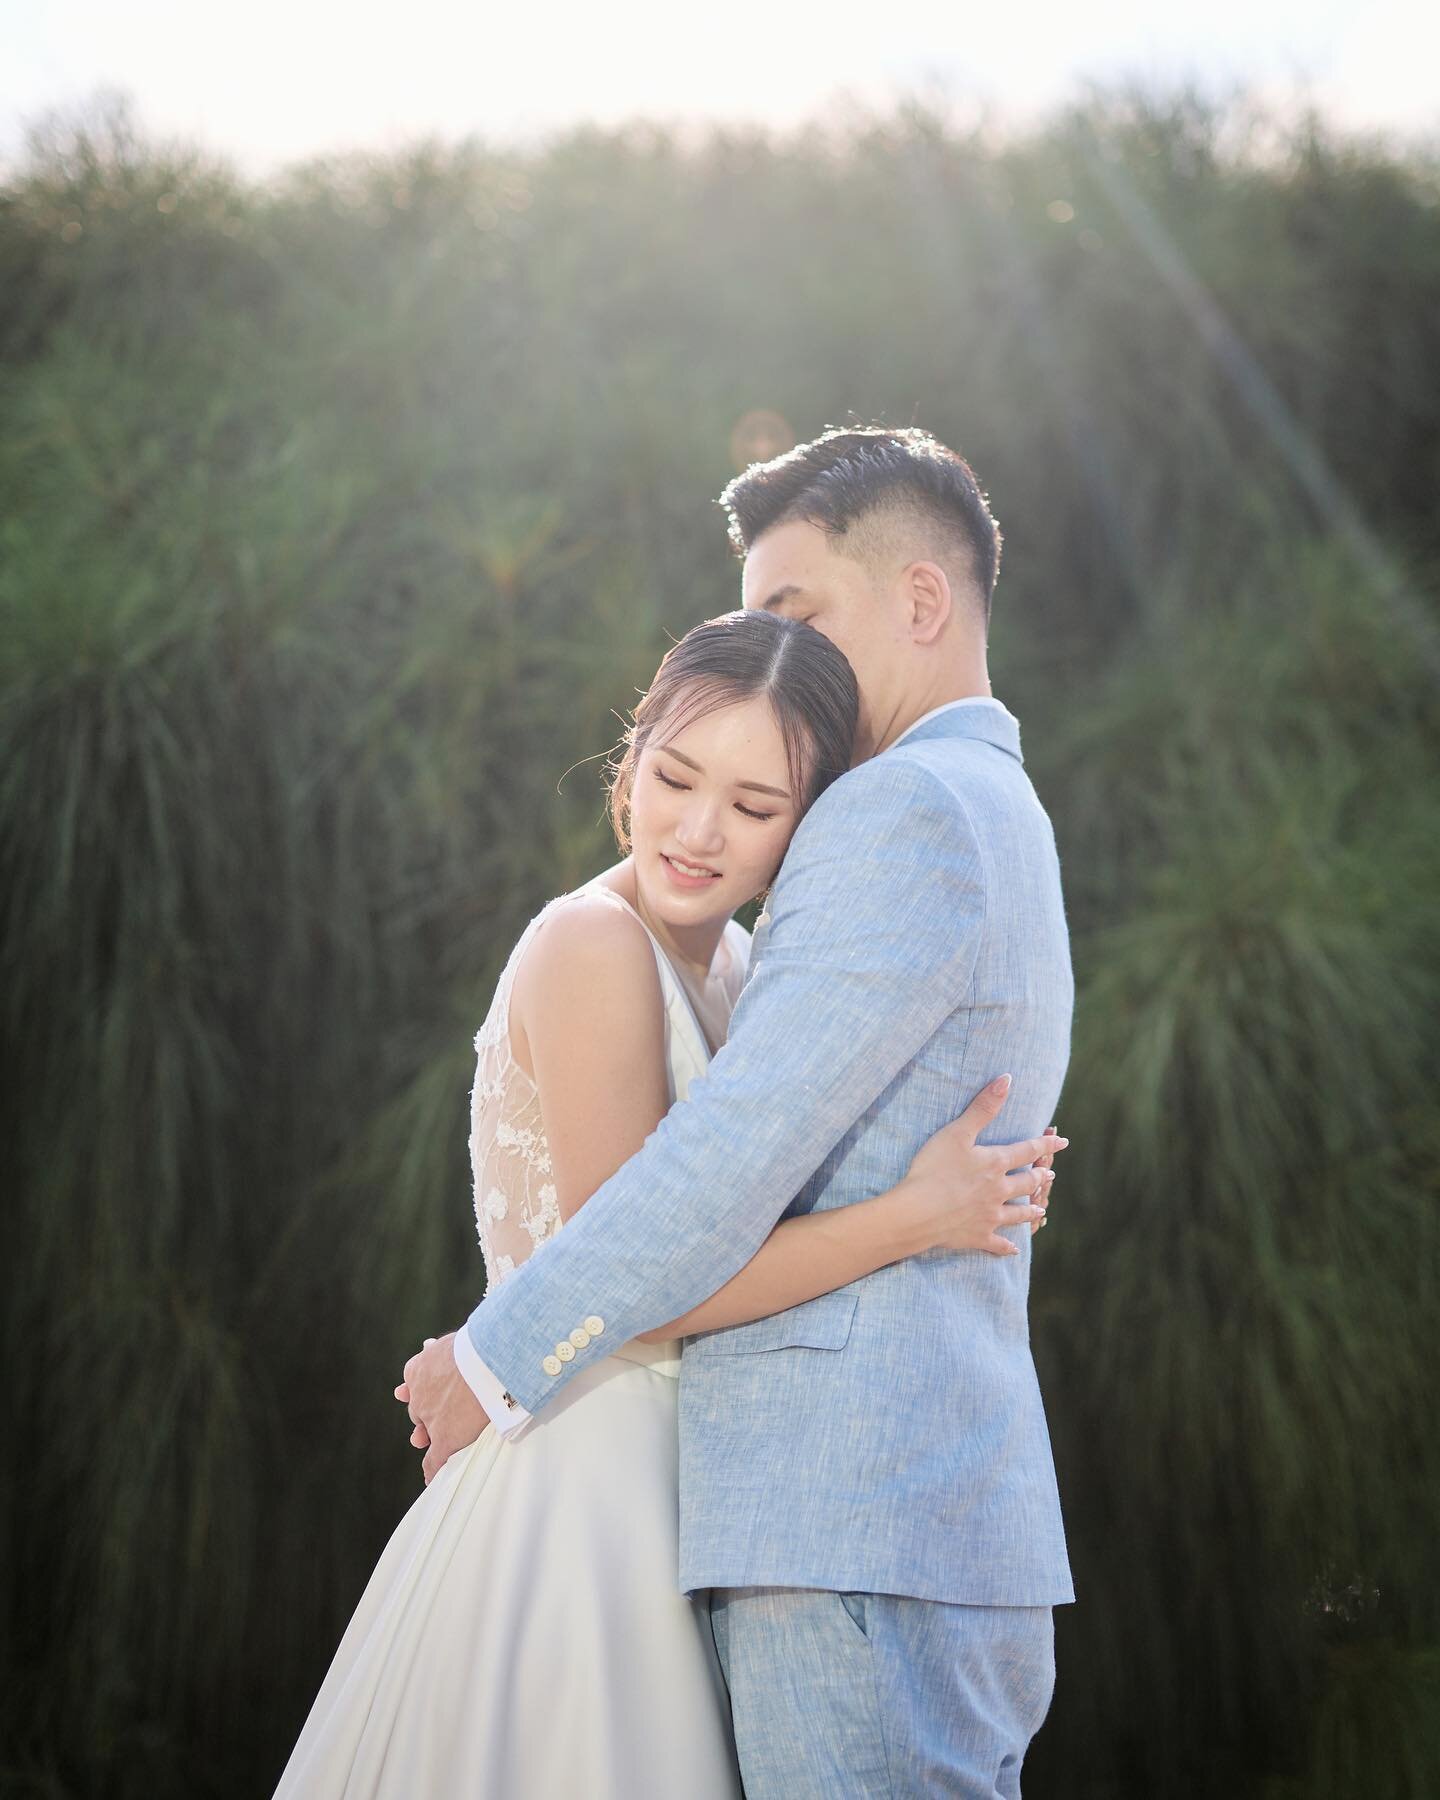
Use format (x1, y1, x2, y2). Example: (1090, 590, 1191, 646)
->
(273, 886, 745, 1798)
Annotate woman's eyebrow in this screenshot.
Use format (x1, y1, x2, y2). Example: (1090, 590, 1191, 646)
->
(657, 745, 791, 801)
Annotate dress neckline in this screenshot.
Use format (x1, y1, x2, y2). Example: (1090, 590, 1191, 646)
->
(578, 881, 734, 1059)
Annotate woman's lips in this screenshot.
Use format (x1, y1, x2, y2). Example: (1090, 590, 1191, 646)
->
(661, 852, 721, 890)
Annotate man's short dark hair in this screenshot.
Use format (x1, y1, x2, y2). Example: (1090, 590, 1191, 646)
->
(718, 425, 1002, 620)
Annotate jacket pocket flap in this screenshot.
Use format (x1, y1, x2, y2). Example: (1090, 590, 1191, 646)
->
(691, 1290, 858, 1355)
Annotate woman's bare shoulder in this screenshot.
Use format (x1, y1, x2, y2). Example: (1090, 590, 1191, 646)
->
(513, 890, 662, 1015)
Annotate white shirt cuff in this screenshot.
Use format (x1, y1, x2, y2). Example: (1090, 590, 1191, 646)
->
(452, 1326, 532, 1439)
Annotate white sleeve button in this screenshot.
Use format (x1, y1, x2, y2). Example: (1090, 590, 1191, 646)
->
(542, 1354, 562, 1377)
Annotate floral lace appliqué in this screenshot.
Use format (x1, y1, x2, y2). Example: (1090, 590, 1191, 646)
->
(468, 903, 574, 1290)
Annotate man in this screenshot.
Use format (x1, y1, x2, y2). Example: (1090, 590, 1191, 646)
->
(404, 425, 1074, 1795)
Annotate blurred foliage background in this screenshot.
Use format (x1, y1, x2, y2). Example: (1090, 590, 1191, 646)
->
(1, 89, 1437, 1799)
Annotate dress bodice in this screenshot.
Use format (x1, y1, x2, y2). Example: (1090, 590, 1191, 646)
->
(468, 882, 749, 1294)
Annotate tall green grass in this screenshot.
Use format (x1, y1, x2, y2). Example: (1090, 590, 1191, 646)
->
(1, 91, 1436, 1798)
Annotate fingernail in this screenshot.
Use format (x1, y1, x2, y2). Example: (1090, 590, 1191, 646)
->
(992, 1074, 1012, 1096)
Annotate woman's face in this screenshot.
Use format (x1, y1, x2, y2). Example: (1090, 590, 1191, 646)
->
(628, 691, 801, 928)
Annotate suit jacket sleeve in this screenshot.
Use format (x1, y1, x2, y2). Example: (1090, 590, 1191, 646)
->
(462, 747, 987, 1412)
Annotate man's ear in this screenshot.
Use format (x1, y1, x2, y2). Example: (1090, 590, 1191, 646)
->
(905, 560, 953, 645)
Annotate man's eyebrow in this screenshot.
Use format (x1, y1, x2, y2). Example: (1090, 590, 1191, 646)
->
(759, 584, 804, 613)
(658, 745, 792, 801)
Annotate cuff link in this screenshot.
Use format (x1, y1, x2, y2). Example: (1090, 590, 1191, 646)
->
(541, 1354, 562, 1378)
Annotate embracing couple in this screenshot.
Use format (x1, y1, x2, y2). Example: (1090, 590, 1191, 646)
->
(275, 426, 1075, 1798)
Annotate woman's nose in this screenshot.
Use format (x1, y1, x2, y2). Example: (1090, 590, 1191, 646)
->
(676, 800, 725, 855)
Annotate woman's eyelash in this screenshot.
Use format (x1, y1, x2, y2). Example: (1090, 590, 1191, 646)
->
(652, 767, 776, 822)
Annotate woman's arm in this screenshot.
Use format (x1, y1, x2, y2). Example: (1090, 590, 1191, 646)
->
(515, 900, 1064, 1347)
(637, 1080, 1062, 1341)
(510, 894, 672, 1226)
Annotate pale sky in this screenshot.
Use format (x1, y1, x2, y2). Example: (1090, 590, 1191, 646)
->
(2, 0, 1436, 173)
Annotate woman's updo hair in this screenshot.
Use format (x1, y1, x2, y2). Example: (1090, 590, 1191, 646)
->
(607, 610, 859, 852)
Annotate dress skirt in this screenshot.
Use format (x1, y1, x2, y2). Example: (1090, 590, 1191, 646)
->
(273, 1341, 743, 1799)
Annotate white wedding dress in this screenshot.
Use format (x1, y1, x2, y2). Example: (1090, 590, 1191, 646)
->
(273, 883, 747, 1799)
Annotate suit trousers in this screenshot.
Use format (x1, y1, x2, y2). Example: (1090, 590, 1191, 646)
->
(708, 1586, 1055, 1799)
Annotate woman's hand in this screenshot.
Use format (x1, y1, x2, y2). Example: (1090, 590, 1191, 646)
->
(899, 1075, 1068, 1258)
(1030, 1126, 1060, 1234)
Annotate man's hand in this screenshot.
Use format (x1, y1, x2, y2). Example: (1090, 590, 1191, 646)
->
(394, 1331, 491, 1485)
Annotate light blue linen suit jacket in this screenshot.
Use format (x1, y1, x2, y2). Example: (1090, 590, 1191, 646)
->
(464, 702, 1075, 1606)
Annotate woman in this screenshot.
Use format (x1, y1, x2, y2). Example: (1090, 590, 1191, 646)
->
(274, 610, 1060, 1798)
